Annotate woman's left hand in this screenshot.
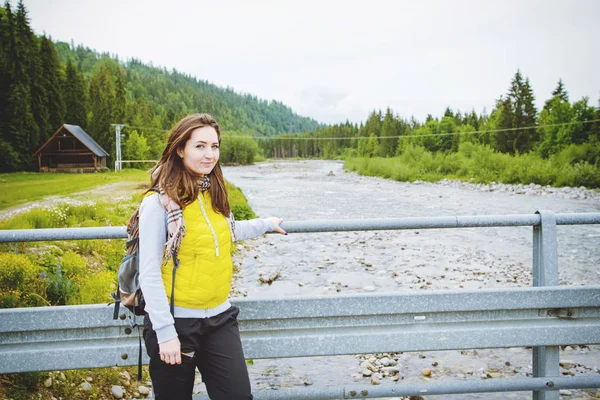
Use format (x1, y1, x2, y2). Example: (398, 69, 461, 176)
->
(268, 217, 287, 235)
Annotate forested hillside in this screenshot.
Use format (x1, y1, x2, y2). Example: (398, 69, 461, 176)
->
(0, 1, 321, 171)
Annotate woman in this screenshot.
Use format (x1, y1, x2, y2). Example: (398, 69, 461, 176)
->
(139, 113, 286, 399)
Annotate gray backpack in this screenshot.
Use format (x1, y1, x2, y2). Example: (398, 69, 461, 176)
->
(111, 189, 179, 319)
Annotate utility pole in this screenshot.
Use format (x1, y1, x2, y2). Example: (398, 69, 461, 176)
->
(111, 124, 126, 171)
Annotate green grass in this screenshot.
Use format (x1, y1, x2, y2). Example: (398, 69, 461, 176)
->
(0, 169, 150, 210)
(344, 143, 600, 189)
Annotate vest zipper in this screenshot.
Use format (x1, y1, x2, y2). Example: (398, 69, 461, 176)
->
(198, 195, 220, 257)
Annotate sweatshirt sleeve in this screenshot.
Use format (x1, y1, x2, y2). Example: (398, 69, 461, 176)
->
(138, 193, 177, 344)
(232, 218, 276, 242)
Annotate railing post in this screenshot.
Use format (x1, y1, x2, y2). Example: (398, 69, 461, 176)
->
(532, 210, 559, 400)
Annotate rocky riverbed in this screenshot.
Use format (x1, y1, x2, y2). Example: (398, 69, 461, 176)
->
(219, 160, 599, 400)
(19, 160, 598, 399)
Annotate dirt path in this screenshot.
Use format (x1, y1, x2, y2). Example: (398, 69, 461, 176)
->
(0, 181, 146, 221)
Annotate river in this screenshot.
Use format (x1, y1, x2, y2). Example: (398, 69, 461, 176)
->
(219, 160, 599, 400)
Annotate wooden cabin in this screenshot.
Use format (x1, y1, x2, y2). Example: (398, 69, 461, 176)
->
(34, 125, 109, 172)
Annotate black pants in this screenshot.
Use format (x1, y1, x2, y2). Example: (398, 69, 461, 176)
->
(143, 306, 253, 400)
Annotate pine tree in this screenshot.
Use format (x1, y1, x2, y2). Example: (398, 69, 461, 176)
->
(521, 78, 538, 151)
(492, 97, 514, 154)
(493, 71, 537, 154)
(378, 108, 398, 157)
(3, 1, 39, 169)
(7, 81, 38, 169)
(361, 110, 382, 137)
(15, 0, 47, 151)
(544, 79, 570, 112)
(63, 57, 88, 127)
(443, 107, 454, 119)
(113, 65, 126, 124)
(592, 96, 600, 145)
(0, 2, 15, 144)
(39, 35, 65, 134)
(438, 116, 457, 152)
(89, 64, 116, 159)
(551, 79, 569, 103)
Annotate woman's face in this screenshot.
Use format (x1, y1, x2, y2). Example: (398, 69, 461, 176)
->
(177, 126, 220, 176)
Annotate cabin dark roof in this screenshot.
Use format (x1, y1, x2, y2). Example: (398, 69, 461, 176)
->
(63, 124, 109, 157)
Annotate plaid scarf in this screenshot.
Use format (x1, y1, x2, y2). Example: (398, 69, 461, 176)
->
(159, 175, 211, 265)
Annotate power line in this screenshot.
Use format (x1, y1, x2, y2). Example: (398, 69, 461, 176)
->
(239, 119, 600, 141)
(123, 125, 168, 133)
(118, 119, 600, 141)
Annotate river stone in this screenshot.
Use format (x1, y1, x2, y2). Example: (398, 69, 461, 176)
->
(80, 382, 92, 391)
(422, 368, 432, 377)
(363, 285, 376, 292)
(380, 357, 391, 366)
(362, 369, 372, 377)
(138, 385, 150, 396)
(111, 385, 124, 399)
(560, 360, 576, 369)
(370, 376, 381, 385)
(559, 390, 572, 396)
(44, 378, 52, 388)
(381, 366, 400, 374)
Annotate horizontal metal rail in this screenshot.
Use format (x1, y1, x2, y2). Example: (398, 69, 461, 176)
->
(188, 376, 600, 399)
(1, 212, 599, 242)
(1, 286, 599, 372)
(1, 211, 599, 399)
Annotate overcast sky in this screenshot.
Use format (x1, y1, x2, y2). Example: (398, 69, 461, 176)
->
(20, 0, 600, 125)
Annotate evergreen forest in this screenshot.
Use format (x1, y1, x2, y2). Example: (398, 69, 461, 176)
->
(0, 1, 320, 171)
(1, 1, 599, 187)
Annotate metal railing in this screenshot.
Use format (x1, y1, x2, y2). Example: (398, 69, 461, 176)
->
(1, 211, 599, 400)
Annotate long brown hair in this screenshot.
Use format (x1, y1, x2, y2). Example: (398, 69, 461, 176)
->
(149, 113, 230, 215)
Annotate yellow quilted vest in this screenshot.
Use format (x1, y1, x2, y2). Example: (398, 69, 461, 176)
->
(161, 191, 233, 309)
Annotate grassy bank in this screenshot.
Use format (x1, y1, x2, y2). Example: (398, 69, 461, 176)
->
(345, 142, 600, 189)
(0, 170, 149, 210)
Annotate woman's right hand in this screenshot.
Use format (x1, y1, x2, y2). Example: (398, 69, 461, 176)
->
(268, 217, 287, 235)
(159, 337, 181, 365)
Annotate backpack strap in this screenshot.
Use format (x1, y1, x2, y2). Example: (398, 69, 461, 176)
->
(170, 248, 180, 316)
(112, 284, 121, 320)
(137, 327, 143, 380)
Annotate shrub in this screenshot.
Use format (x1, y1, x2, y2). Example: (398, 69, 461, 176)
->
(60, 251, 87, 280)
(0, 253, 46, 308)
(45, 262, 79, 306)
(77, 270, 116, 305)
(232, 204, 256, 221)
(553, 143, 600, 167)
(556, 162, 600, 188)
